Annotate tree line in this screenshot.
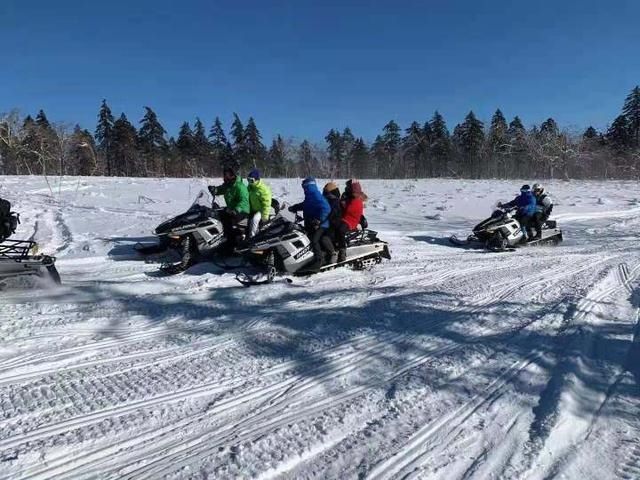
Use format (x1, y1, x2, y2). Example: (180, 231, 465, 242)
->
(1, 86, 639, 180)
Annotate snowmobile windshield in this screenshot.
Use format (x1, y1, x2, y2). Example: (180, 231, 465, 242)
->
(189, 190, 214, 209)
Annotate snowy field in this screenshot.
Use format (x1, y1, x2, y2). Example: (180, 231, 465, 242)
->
(0, 175, 639, 480)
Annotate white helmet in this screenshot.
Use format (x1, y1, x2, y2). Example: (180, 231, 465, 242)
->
(532, 183, 544, 194)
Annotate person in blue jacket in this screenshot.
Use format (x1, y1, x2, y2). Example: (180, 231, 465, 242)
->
(499, 184, 537, 240)
(288, 177, 332, 271)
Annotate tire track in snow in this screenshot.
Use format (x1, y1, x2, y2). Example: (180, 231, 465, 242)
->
(510, 261, 640, 479)
(351, 256, 625, 480)
(365, 351, 542, 480)
(113, 343, 465, 480)
(0, 331, 407, 460)
(20, 332, 464, 480)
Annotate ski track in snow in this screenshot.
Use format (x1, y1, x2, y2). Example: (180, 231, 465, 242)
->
(1, 176, 639, 479)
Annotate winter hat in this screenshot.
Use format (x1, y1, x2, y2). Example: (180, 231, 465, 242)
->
(302, 177, 316, 188)
(323, 181, 338, 193)
(350, 181, 363, 195)
(248, 168, 261, 180)
(520, 184, 531, 192)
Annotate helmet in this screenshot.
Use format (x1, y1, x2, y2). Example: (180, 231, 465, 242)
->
(532, 183, 544, 194)
(520, 184, 531, 193)
(302, 176, 316, 188)
(223, 165, 237, 178)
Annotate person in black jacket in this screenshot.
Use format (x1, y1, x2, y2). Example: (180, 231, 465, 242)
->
(322, 182, 342, 264)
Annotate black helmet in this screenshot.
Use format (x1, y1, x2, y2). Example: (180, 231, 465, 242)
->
(520, 184, 531, 193)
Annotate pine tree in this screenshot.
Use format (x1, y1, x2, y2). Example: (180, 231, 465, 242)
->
(380, 120, 401, 178)
(298, 139, 318, 177)
(622, 86, 640, 147)
(428, 111, 451, 176)
(244, 117, 266, 171)
(487, 109, 509, 176)
(324, 129, 344, 177)
(457, 111, 485, 177)
(351, 137, 370, 178)
(507, 116, 528, 177)
(402, 121, 425, 178)
(539, 118, 559, 138)
(268, 135, 288, 177)
(607, 115, 630, 151)
(19, 116, 40, 174)
(68, 125, 98, 176)
(193, 118, 211, 174)
(28, 109, 60, 175)
(35, 109, 52, 131)
(138, 107, 168, 176)
(208, 117, 232, 175)
(229, 113, 245, 172)
(342, 127, 355, 177)
(370, 135, 385, 178)
(176, 121, 196, 176)
(111, 113, 138, 176)
(95, 100, 115, 175)
(583, 126, 598, 139)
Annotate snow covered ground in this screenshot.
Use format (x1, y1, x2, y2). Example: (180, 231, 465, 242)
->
(0, 176, 639, 479)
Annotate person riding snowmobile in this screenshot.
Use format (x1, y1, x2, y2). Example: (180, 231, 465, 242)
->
(0, 197, 18, 242)
(321, 182, 342, 265)
(498, 184, 537, 241)
(288, 177, 332, 272)
(208, 166, 250, 249)
(336, 180, 367, 262)
(246, 168, 272, 239)
(532, 183, 554, 240)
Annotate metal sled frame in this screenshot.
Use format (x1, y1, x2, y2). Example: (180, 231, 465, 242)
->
(0, 239, 58, 279)
(0, 239, 39, 261)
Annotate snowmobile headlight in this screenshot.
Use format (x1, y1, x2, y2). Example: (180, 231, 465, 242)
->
(168, 234, 181, 240)
(252, 249, 265, 255)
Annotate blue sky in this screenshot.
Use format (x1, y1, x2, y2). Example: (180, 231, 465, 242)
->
(1, 0, 639, 142)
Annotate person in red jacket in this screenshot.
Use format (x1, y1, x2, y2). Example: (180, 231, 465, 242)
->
(336, 180, 367, 262)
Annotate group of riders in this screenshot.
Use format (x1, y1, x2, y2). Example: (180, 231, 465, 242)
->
(499, 183, 554, 241)
(208, 166, 368, 272)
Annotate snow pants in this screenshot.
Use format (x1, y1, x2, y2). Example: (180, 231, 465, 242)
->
(247, 212, 262, 239)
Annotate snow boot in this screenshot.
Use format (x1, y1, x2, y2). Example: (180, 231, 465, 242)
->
(337, 248, 347, 263)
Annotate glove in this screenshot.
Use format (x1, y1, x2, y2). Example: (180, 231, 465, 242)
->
(310, 218, 321, 229)
(208, 186, 217, 196)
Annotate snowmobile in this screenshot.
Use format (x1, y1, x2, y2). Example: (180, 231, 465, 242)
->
(0, 198, 61, 284)
(450, 206, 563, 251)
(235, 212, 391, 286)
(135, 190, 231, 274)
(135, 190, 281, 274)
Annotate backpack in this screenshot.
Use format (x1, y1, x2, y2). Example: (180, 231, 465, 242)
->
(0, 198, 19, 241)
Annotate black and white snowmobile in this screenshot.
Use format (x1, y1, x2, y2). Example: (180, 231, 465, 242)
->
(0, 198, 61, 285)
(235, 213, 391, 285)
(135, 190, 281, 274)
(135, 190, 232, 274)
(450, 207, 563, 251)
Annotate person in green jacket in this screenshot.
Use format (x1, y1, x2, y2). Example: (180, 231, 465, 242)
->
(246, 168, 272, 238)
(208, 166, 250, 247)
